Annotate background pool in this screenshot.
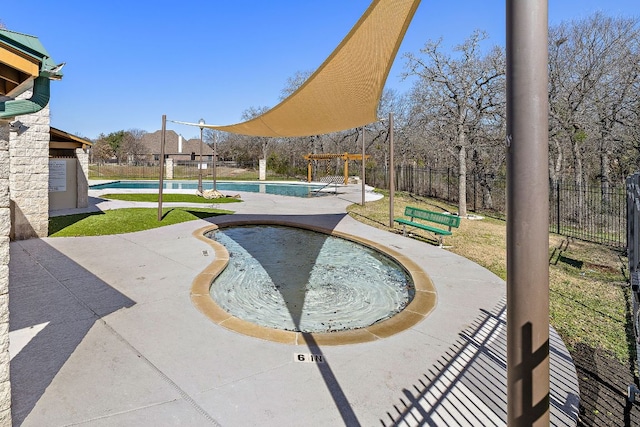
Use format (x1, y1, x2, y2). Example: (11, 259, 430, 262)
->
(90, 180, 326, 198)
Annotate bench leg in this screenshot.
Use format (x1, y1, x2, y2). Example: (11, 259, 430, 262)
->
(402, 225, 407, 237)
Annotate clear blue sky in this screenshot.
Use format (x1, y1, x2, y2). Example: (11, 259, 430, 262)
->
(3, 0, 639, 140)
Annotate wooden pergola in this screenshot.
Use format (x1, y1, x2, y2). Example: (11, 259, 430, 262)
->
(303, 152, 370, 184)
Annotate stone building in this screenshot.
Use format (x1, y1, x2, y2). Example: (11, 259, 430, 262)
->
(0, 28, 65, 424)
(48, 127, 91, 212)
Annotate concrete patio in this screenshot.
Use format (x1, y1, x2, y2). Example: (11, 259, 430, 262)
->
(9, 183, 579, 426)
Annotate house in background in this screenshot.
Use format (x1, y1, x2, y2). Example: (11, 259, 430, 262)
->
(140, 130, 213, 162)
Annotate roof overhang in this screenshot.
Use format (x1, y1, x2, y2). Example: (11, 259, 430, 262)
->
(50, 127, 92, 150)
(0, 29, 62, 99)
(0, 45, 39, 97)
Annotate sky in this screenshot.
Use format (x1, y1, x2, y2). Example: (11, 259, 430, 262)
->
(3, 0, 639, 140)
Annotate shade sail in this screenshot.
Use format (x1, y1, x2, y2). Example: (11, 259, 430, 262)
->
(198, 0, 421, 137)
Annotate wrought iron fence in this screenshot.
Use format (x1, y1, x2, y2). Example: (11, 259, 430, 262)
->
(550, 179, 626, 248)
(625, 172, 640, 401)
(368, 164, 627, 248)
(89, 160, 627, 247)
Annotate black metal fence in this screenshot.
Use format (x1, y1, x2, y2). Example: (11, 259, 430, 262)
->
(368, 165, 627, 248)
(89, 159, 627, 248)
(625, 173, 640, 401)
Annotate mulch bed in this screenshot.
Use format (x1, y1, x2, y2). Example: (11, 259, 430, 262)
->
(574, 343, 640, 426)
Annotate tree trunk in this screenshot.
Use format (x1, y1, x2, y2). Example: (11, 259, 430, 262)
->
(458, 144, 467, 217)
(600, 148, 611, 209)
(571, 138, 584, 225)
(548, 138, 562, 190)
(480, 173, 494, 210)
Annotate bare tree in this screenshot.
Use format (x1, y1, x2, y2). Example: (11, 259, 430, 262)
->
(121, 128, 148, 165)
(403, 30, 505, 216)
(548, 14, 640, 219)
(91, 137, 113, 164)
(243, 106, 271, 161)
(279, 70, 314, 101)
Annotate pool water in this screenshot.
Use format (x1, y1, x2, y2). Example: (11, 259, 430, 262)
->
(207, 225, 415, 333)
(90, 180, 326, 198)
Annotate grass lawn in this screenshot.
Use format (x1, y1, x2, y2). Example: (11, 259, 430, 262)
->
(347, 190, 633, 363)
(49, 207, 233, 237)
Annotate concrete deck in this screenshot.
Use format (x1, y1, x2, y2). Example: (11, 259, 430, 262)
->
(9, 183, 579, 426)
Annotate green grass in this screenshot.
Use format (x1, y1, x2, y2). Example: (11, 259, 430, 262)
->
(49, 207, 233, 237)
(347, 190, 632, 363)
(100, 193, 241, 203)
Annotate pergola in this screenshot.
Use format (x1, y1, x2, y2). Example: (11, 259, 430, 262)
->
(303, 153, 370, 185)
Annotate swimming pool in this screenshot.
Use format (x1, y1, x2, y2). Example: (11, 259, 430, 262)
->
(90, 180, 326, 198)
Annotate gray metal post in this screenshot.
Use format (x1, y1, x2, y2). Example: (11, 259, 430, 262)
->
(213, 133, 217, 191)
(157, 114, 166, 222)
(361, 125, 366, 206)
(506, 1, 550, 425)
(198, 120, 204, 193)
(389, 112, 395, 227)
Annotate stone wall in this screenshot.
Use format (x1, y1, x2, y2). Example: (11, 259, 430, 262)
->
(9, 91, 50, 240)
(0, 123, 13, 425)
(75, 148, 89, 209)
(165, 158, 174, 180)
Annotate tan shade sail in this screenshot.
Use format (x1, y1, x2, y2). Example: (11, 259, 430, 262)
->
(201, 0, 421, 137)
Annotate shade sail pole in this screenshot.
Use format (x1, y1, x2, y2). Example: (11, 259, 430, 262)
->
(157, 114, 166, 222)
(361, 125, 366, 206)
(389, 112, 395, 227)
(506, 0, 550, 425)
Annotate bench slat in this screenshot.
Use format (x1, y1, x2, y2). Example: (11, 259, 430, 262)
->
(394, 206, 460, 246)
(393, 218, 452, 235)
(404, 206, 460, 228)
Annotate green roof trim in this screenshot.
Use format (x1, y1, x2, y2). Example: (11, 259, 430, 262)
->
(0, 29, 60, 77)
(0, 76, 50, 119)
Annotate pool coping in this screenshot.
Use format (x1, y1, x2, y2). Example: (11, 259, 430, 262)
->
(190, 219, 437, 345)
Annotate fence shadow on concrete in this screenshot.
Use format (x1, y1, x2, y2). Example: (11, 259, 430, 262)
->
(380, 300, 580, 426)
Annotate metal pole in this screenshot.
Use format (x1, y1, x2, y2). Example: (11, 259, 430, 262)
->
(506, 0, 550, 425)
(213, 133, 217, 191)
(389, 112, 395, 228)
(157, 114, 166, 221)
(198, 119, 204, 193)
(361, 125, 366, 206)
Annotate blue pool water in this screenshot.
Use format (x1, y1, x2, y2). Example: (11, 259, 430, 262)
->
(90, 180, 326, 198)
(208, 225, 414, 333)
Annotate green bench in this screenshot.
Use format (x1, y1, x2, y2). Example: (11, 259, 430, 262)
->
(394, 206, 461, 246)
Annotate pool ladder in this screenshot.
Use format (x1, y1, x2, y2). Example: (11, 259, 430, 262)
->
(312, 180, 340, 196)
